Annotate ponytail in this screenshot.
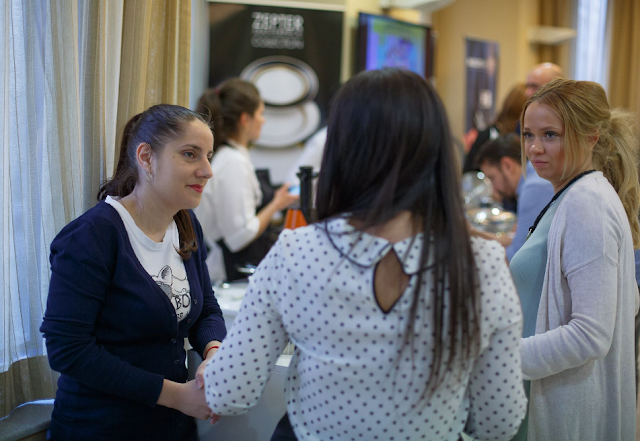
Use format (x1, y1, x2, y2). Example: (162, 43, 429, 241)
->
(98, 113, 143, 201)
(196, 88, 225, 152)
(593, 109, 640, 247)
(99, 104, 209, 260)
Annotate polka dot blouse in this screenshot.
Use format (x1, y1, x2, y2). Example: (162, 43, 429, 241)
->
(205, 217, 526, 440)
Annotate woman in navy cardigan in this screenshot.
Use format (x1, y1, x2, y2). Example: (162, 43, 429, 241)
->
(41, 104, 226, 441)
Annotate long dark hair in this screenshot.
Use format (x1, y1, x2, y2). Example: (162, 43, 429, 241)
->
(316, 69, 479, 392)
(98, 104, 210, 260)
(196, 78, 261, 152)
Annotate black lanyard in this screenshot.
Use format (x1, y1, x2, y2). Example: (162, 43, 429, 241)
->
(526, 170, 597, 240)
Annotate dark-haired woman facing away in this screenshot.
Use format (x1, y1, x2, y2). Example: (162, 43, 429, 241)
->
(195, 79, 298, 282)
(40, 105, 226, 441)
(203, 69, 526, 440)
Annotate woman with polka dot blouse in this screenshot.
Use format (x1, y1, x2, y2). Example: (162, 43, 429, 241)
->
(204, 69, 527, 440)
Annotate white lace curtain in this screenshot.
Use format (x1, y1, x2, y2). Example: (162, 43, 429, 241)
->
(0, 0, 124, 418)
(573, 0, 609, 85)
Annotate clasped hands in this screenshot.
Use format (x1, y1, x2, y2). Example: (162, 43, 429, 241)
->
(194, 347, 221, 425)
(157, 346, 221, 424)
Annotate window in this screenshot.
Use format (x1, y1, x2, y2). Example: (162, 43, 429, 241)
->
(573, 0, 609, 86)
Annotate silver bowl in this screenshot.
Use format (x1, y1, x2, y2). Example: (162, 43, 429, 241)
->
(466, 207, 517, 234)
(461, 171, 494, 208)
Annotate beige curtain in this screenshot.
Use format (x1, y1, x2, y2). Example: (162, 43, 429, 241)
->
(1, 0, 190, 419)
(537, 0, 574, 73)
(1, 0, 84, 418)
(607, 0, 640, 114)
(79, 1, 125, 204)
(116, 0, 191, 163)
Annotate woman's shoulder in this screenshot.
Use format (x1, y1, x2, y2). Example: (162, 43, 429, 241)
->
(560, 172, 620, 216)
(264, 223, 339, 264)
(212, 145, 246, 162)
(63, 201, 122, 234)
(554, 173, 630, 256)
(51, 202, 124, 257)
(276, 224, 326, 248)
(211, 146, 251, 175)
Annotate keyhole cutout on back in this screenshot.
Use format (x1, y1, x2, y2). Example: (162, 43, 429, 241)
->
(374, 248, 411, 313)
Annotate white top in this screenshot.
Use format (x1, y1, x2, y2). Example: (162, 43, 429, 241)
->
(522, 172, 639, 441)
(105, 196, 191, 321)
(205, 217, 526, 441)
(285, 126, 327, 186)
(195, 141, 263, 281)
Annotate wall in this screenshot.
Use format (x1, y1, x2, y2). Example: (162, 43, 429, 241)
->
(431, 0, 540, 141)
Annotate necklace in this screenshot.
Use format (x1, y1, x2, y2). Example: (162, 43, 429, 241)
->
(526, 170, 597, 240)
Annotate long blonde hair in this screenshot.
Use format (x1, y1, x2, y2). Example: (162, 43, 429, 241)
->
(521, 78, 640, 247)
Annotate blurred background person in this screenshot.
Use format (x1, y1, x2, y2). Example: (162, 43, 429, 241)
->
(524, 62, 564, 97)
(510, 78, 639, 441)
(195, 79, 298, 282)
(204, 69, 526, 441)
(463, 82, 527, 173)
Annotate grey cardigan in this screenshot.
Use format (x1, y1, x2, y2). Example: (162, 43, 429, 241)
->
(521, 172, 639, 441)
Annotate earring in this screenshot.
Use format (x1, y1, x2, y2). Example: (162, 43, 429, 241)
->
(146, 172, 153, 182)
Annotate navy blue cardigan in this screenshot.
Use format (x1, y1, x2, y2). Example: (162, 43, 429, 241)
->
(40, 202, 227, 441)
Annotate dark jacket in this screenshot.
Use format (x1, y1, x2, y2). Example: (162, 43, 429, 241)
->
(40, 202, 226, 441)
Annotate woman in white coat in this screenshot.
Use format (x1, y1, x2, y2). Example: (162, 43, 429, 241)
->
(510, 78, 640, 441)
(195, 79, 298, 281)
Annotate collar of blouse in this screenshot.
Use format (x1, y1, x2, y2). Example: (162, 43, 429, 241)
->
(317, 216, 432, 275)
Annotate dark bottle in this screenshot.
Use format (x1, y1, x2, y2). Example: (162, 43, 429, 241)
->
(284, 166, 317, 229)
(298, 166, 316, 224)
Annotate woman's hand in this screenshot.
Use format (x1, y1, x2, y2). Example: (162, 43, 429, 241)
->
(157, 379, 212, 420)
(272, 184, 299, 211)
(196, 341, 221, 388)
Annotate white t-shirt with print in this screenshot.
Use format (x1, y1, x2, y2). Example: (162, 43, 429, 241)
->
(106, 196, 191, 322)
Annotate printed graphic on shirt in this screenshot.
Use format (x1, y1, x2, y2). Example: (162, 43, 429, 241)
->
(152, 265, 191, 321)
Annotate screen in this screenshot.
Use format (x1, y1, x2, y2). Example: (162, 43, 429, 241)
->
(358, 13, 428, 77)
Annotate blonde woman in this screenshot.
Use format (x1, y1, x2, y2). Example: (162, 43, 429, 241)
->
(510, 78, 640, 441)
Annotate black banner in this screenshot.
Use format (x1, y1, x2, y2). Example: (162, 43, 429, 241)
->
(465, 38, 499, 133)
(208, 3, 343, 149)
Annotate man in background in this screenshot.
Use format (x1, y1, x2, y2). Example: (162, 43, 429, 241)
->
(525, 62, 564, 97)
(513, 62, 564, 137)
(475, 134, 554, 260)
